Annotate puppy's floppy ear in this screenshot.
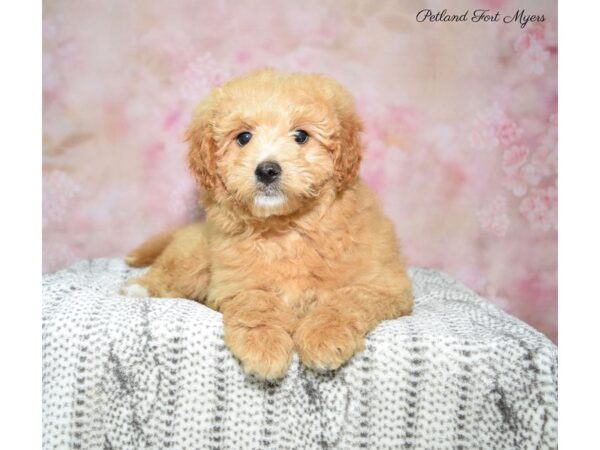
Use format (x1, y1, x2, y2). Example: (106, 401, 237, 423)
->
(332, 105, 363, 191)
(186, 96, 217, 191)
(316, 76, 364, 191)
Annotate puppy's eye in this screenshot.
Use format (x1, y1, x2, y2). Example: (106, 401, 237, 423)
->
(293, 129, 309, 145)
(236, 132, 252, 147)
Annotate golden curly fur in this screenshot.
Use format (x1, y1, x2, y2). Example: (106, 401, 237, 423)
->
(122, 69, 413, 379)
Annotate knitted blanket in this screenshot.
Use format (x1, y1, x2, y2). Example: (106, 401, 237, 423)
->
(42, 258, 557, 449)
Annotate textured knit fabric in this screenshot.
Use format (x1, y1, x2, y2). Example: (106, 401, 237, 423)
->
(42, 258, 557, 449)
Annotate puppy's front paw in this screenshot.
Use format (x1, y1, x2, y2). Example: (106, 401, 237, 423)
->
(294, 309, 365, 371)
(225, 325, 294, 380)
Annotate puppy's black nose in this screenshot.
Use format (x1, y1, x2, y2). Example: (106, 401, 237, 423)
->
(255, 161, 282, 185)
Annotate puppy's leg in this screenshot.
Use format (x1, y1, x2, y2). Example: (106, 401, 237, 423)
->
(121, 223, 210, 301)
(125, 230, 175, 268)
(220, 290, 297, 380)
(294, 276, 412, 371)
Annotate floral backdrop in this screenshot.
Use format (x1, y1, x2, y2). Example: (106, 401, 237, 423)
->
(43, 0, 558, 342)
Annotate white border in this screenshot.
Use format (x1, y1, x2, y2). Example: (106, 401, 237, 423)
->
(0, 1, 41, 449)
(559, 0, 600, 446)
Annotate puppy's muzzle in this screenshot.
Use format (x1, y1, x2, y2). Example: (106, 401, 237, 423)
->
(255, 161, 281, 185)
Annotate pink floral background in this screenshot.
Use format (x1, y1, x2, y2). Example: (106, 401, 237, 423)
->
(42, 0, 558, 342)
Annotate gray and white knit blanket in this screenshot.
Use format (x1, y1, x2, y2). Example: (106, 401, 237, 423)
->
(42, 258, 557, 449)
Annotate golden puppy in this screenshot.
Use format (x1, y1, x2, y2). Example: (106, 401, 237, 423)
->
(122, 69, 413, 380)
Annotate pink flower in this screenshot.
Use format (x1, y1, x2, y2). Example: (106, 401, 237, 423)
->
(496, 118, 524, 147)
(469, 127, 498, 152)
(470, 104, 503, 151)
(531, 116, 558, 177)
(470, 104, 523, 151)
(519, 186, 557, 231)
(514, 25, 551, 75)
(531, 145, 557, 178)
(523, 44, 550, 75)
(503, 163, 542, 197)
(522, 164, 544, 186)
(477, 195, 510, 237)
(514, 25, 546, 52)
(502, 145, 530, 175)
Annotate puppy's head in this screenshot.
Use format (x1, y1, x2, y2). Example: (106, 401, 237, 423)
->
(187, 69, 362, 218)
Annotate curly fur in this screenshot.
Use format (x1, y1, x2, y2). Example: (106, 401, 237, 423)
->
(123, 69, 413, 379)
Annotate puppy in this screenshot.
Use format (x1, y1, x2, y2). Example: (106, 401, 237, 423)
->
(122, 69, 413, 380)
